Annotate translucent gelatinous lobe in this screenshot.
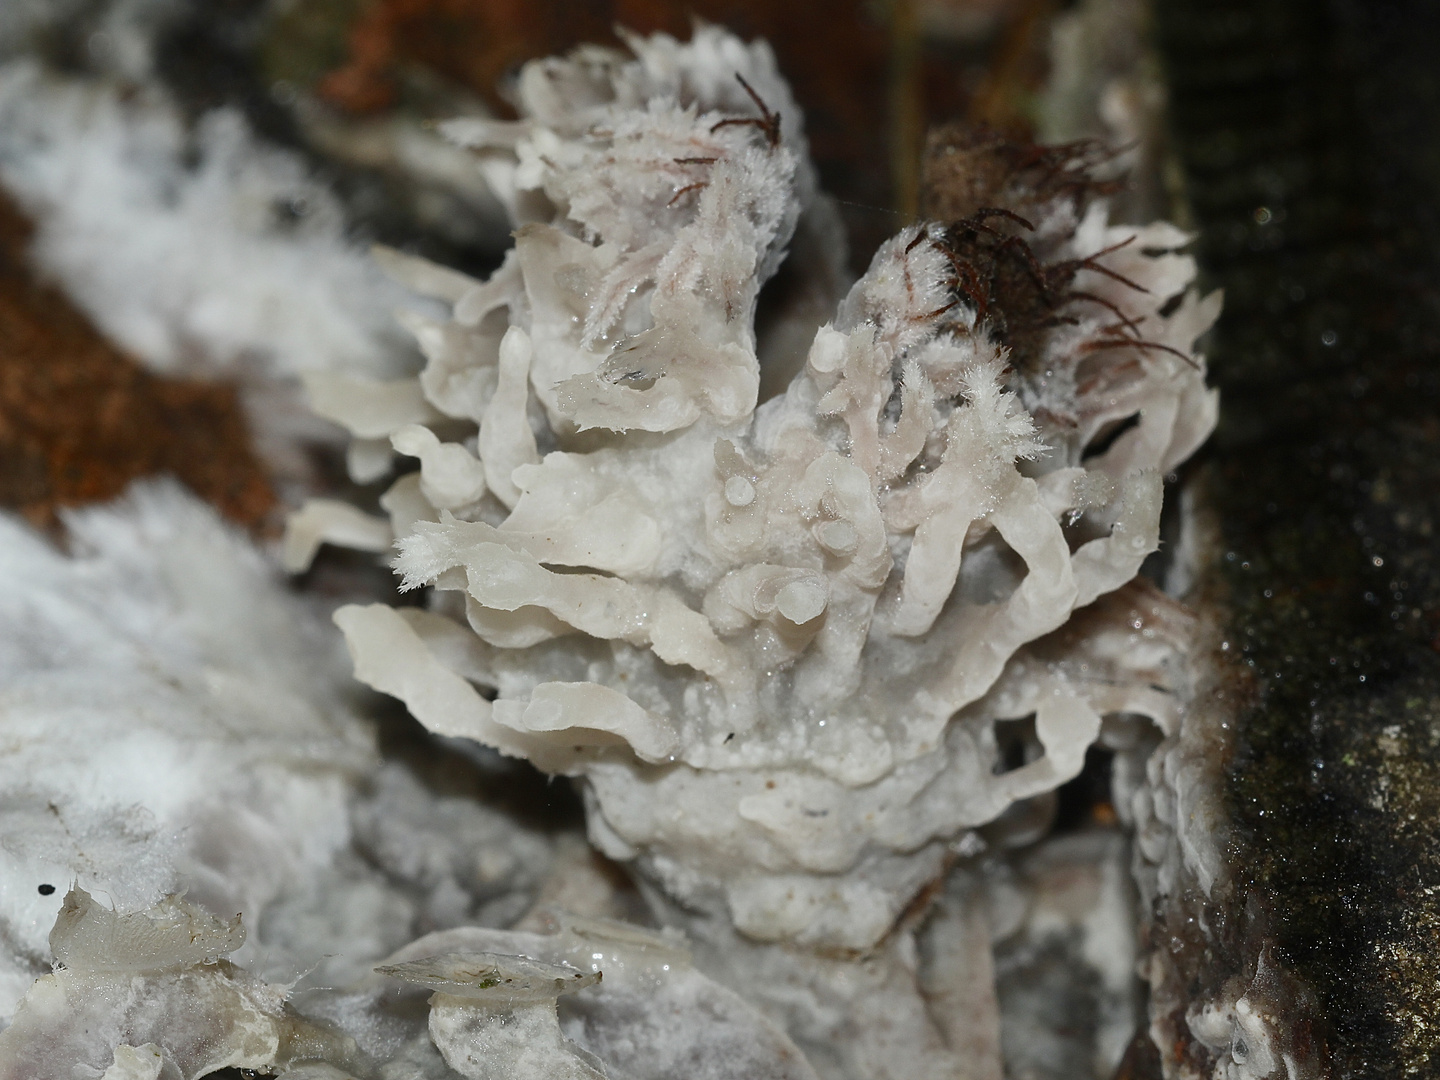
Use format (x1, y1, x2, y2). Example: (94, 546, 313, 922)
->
(0, 889, 288, 1080)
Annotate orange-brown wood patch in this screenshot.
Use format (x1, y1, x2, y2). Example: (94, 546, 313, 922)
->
(0, 191, 273, 528)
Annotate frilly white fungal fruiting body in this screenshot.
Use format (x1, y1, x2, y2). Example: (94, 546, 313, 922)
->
(295, 26, 1220, 951)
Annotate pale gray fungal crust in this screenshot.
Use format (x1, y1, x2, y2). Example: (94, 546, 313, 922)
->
(0, 889, 293, 1080)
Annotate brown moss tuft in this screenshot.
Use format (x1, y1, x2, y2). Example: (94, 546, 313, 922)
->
(917, 124, 1162, 388)
(919, 123, 1124, 225)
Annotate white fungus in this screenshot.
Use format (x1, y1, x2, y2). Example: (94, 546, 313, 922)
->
(296, 25, 1220, 953)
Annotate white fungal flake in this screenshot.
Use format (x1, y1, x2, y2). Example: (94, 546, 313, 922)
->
(299, 26, 1219, 951)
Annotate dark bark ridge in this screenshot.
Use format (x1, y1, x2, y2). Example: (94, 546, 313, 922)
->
(1157, 1, 1440, 1077)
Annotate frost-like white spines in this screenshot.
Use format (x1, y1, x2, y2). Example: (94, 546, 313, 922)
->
(300, 27, 1219, 950)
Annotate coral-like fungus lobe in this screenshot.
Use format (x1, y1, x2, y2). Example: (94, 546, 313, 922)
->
(305, 26, 1218, 956)
(0, 190, 272, 527)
